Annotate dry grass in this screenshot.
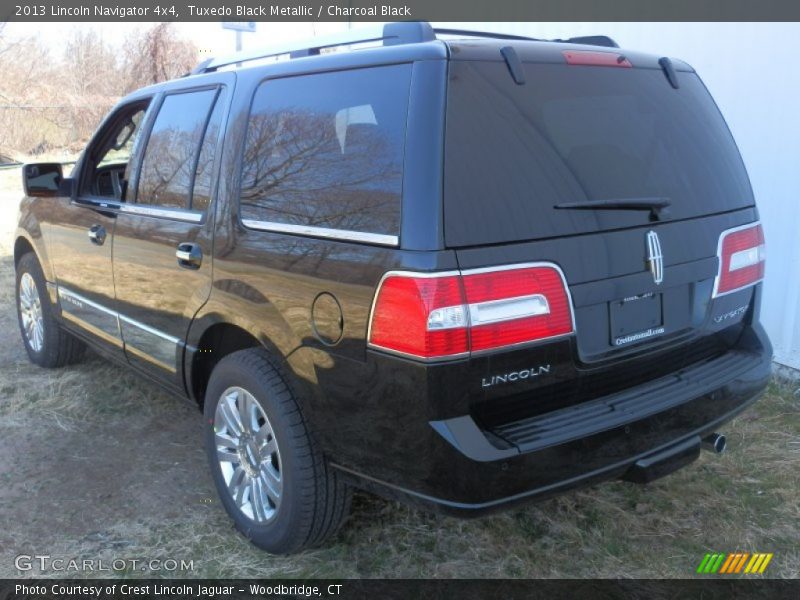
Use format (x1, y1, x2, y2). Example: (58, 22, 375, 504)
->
(0, 168, 798, 579)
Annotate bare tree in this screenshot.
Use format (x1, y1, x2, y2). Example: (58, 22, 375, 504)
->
(52, 29, 121, 151)
(121, 24, 198, 92)
(0, 23, 198, 157)
(0, 28, 58, 153)
(61, 29, 120, 97)
(0, 23, 7, 61)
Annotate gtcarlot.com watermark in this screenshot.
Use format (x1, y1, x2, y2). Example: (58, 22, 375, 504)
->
(15, 554, 195, 573)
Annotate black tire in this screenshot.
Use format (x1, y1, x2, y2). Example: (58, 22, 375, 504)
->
(15, 252, 86, 368)
(204, 348, 351, 554)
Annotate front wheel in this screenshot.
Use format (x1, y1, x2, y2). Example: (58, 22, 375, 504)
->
(204, 349, 351, 554)
(15, 252, 85, 368)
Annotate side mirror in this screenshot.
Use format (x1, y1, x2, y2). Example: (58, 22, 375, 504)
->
(22, 163, 63, 197)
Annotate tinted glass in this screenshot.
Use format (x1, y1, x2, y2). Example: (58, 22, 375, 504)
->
(100, 108, 146, 168)
(240, 64, 411, 236)
(137, 89, 217, 210)
(191, 92, 225, 211)
(444, 62, 755, 246)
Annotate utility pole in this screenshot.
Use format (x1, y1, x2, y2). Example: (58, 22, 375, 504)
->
(221, 22, 256, 53)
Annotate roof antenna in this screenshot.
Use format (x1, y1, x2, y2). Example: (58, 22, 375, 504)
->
(500, 46, 526, 85)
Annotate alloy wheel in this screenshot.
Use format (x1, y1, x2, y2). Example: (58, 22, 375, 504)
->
(214, 386, 282, 523)
(19, 272, 44, 353)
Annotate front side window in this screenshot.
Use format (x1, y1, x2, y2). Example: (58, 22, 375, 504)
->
(82, 102, 149, 200)
(99, 109, 146, 168)
(239, 64, 412, 237)
(136, 89, 219, 210)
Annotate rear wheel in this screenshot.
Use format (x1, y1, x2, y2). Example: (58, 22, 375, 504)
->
(15, 252, 85, 368)
(204, 349, 351, 554)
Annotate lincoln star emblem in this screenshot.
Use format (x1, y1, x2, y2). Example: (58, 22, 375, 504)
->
(646, 230, 664, 285)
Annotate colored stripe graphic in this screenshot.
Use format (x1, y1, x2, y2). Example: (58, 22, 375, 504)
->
(697, 554, 712, 574)
(711, 554, 725, 573)
(758, 554, 774, 573)
(734, 553, 750, 574)
(700, 552, 774, 575)
(745, 554, 761, 573)
(719, 553, 736, 574)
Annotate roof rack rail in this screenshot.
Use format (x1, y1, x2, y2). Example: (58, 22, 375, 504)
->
(188, 24, 621, 76)
(192, 22, 435, 74)
(433, 28, 542, 42)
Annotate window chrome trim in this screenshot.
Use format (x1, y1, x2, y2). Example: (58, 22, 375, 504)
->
(118, 203, 204, 223)
(241, 219, 399, 247)
(73, 197, 205, 224)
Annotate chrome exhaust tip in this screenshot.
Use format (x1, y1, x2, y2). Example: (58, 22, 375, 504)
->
(702, 433, 727, 454)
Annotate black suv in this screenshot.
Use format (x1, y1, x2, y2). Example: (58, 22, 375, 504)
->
(15, 23, 772, 554)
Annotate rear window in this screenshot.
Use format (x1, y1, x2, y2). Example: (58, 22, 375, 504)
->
(444, 61, 755, 247)
(239, 64, 412, 239)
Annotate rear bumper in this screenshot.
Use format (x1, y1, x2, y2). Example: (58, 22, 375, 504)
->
(433, 342, 763, 463)
(335, 323, 772, 515)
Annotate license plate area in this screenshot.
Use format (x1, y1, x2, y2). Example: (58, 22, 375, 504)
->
(609, 292, 663, 346)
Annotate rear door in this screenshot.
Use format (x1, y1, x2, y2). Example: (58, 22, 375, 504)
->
(111, 76, 232, 389)
(443, 50, 759, 364)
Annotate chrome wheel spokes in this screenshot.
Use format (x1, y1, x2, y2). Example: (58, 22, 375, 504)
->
(214, 387, 282, 523)
(19, 273, 44, 352)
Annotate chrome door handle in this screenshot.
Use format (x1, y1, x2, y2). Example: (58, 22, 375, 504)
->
(87, 224, 106, 245)
(176, 242, 202, 268)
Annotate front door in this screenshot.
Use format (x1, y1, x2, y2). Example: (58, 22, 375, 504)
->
(49, 101, 152, 356)
(111, 80, 231, 389)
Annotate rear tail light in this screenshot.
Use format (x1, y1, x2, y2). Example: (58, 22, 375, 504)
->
(367, 273, 469, 359)
(368, 264, 574, 361)
(713, 222, 765, 297)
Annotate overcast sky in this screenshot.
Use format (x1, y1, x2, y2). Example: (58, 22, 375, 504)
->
(4, 21, 585, 59)
(4, 22, 379, 58)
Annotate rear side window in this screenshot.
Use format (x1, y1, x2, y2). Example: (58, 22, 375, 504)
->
(444, 61, 755, 246)
(137, 89, 220, 210)
(239, 64, 412, 237)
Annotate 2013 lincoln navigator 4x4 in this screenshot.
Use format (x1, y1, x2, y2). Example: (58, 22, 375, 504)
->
(14, 23, 772, 554)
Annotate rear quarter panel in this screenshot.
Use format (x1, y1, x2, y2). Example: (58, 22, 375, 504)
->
(186, 59, 458, 467)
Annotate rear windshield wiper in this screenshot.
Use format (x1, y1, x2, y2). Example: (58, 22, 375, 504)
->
(554, 197, 671, 221)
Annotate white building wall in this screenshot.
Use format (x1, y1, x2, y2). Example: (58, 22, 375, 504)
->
(437, 22, 800, 369)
